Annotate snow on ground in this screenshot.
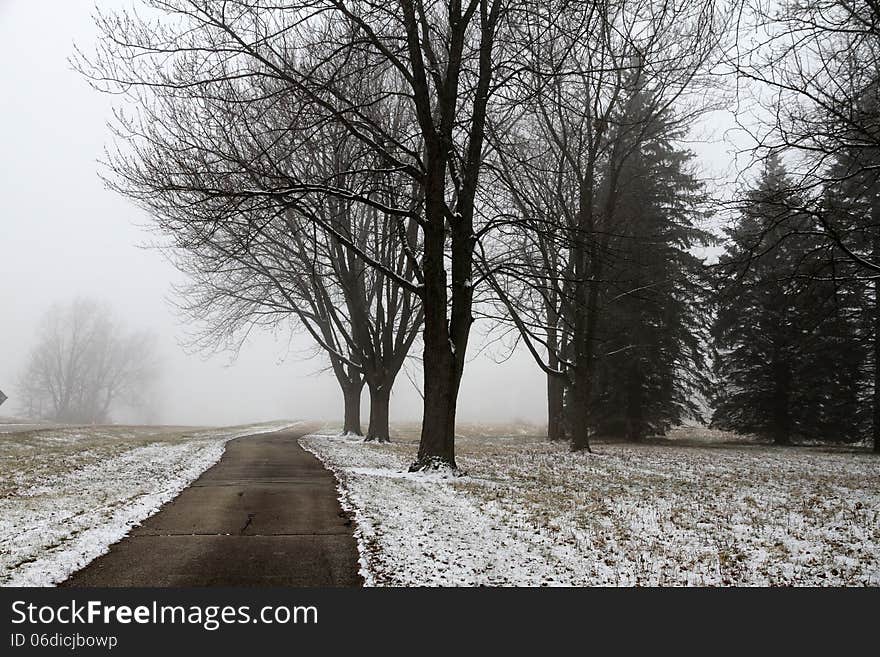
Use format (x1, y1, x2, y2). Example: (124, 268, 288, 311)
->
(0, 421, 300, 586)
(301, 425, 880, 586)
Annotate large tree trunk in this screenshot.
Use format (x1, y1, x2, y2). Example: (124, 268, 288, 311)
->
(873, 285, 879, 453)
(342, 380, 364, 436)
(568, 255, 592, 453)
(773, 429, 791, 446)
(415, 348, 460, 470)
(567, 166, 604, 453)
(569, 273, 599, 452)
(568, 364, 591, 451)
(405, 0, 490, 469)
(627, 361, 645, 442)
(413, 243, 465, 469)
(365, 383, 391, 443)
(410, 182, 467, 471)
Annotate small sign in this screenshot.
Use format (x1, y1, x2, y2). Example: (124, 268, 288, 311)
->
(0, 389, 6, 408)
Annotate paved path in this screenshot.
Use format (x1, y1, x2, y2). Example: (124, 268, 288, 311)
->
(62, 426, 362, 587)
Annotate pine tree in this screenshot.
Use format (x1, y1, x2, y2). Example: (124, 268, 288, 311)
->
(587, 78, 713, 440)
(822, 83, 880, 450)
(712, 155, 867, 444)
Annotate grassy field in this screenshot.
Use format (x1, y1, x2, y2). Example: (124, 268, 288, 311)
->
(1, 425, 205, 497)
(4, 419, 876, 586)
(303, 424, 880, 586)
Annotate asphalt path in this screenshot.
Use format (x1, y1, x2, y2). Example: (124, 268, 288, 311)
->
(61, 426, 362, 586)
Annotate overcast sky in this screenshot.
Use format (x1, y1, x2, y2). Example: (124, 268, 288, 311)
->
(0, 0, 740, 428)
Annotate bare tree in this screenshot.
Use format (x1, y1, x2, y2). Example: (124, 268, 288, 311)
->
(77, 0, 543, 470)
(89, 29, 424, 440)
(171, 169, 424, 442)
(18, 300, 158, 424)
(732, 0, 880, 280)
(739, 0, 880, 200)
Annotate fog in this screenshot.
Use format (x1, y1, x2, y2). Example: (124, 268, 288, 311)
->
(0, 0, 554, 426)
(0, 0, 737, 428)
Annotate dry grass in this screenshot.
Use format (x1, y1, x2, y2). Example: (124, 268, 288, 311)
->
(0, 425, 211, 498)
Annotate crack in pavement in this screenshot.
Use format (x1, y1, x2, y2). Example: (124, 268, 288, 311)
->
(239, 512, 256, 535)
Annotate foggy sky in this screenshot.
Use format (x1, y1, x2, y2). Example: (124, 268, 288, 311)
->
(0, 0, 738, 428)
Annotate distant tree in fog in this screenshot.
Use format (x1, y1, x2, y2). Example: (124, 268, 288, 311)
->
(18, 300, 159, 424)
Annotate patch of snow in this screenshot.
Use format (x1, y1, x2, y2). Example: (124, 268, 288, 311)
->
(302, 432, 588, 586)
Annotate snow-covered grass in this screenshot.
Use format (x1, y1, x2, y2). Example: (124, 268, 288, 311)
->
(0, 420, 300, 586)
(301, 425, 880, 586)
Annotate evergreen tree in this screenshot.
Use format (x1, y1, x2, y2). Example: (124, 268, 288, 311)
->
(822, 83, 880, 450)
(588, 78, 713, 440)
(712, 155, 867, 444)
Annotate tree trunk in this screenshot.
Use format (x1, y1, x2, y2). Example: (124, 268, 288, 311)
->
(627, 361, 645, 442)
(772, 356, 791, 446)
(874, 231, 880, 453)
(568, 261, 592, 453)
(342, 381, 364, 436)
(546, 316, 565, 441)
(412, 335, 460, 470)
(874, 281, 880, 453)
(410, 168, 466, 471)
(627, 419, 645, 442)
(365, 384, 391, 443)
(547, 374, 566, 441)
(569, 272, 599, 453)
(569, 364, 592, 452)
(872, 290, 880, 454)
(773, 431, 791, 446)
(568, 170, 601, 453)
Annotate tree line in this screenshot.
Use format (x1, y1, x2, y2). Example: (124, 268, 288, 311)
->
(65, 0, 880, 460)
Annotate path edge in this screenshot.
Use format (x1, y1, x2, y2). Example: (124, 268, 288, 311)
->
(298, 433, 376, 587)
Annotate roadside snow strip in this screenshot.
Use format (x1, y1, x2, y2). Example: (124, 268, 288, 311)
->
(300, 431, 582, 586)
